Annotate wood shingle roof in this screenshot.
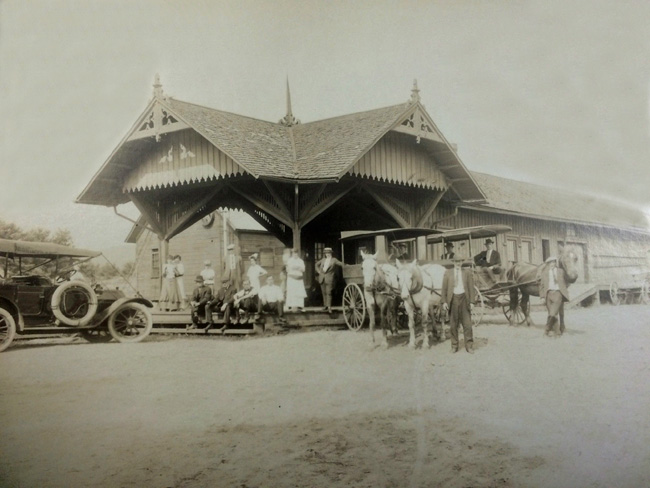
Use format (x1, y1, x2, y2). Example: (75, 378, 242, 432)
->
(466, 172, 649, 232)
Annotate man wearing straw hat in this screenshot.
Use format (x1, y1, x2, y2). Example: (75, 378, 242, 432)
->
(315, 247, 342, 313)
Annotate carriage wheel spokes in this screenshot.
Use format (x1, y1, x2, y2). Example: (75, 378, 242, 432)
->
(343, 283, 366, 331)
(502, 300, 529, 325)
(471, 287, 485, 327)
(641, 280, 650, 305)
(609, 282, 623, 305)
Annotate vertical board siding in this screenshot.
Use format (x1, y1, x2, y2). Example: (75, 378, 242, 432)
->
(349, 132, 448, 190)
(133, 216, 285, 301)
(123, 129, 243, 192)
(426, 204, 650, 286)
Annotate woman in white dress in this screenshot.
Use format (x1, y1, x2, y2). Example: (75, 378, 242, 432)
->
(246, 253, 267, 294)
(285, 249, 307, 311)
(173, 255, 186, 309)
(159, 256, 179, 312)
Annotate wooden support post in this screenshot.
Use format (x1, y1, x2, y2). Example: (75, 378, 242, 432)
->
(160, 238, 169, 293)
(293, 184, 301, 252)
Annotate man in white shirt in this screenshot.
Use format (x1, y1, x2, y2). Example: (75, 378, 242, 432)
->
(538, 256, 570, 337)
(200, 260, 216, 292)
(440, 256, 477, 354)
(256, 276, 285, 322)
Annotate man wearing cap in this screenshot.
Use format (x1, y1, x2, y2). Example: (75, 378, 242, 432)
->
(206, 276, 237, 333)
(441, 242, 455, 259)
(315, 247, 342, 312)
(538, 256, 569, 337)
(223, 244, 242, 289)
(189, 275, 213, 328)
(441, 256, 476, 354)
(474, 238, 504, 286)
(200, 260, 216, 292)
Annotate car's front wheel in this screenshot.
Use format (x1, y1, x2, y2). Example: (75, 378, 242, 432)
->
(108, 303, 153, 343)
(0, 307, 17, 352)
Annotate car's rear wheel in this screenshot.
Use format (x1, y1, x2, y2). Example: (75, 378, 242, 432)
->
(108, 303, 153, 343)
(0, 307, 17, 353)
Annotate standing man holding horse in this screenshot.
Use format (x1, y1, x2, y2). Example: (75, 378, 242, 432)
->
(538, 257, 570, 337)
(441, 256, 476, 354)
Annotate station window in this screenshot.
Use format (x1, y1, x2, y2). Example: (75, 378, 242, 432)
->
(151, 248, 160, 279)
(314, 242, 325, 261)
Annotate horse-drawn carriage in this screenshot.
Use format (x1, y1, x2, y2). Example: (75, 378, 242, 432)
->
(609, 271, 650, 305)
(426, 224, 530, 325)
(340, 227, 437, 332)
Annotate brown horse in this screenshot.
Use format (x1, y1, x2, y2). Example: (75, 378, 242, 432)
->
(507, 246, 579, 334)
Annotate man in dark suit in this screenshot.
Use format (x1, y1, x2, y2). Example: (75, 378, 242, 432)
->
(315, 247, 342, 313)
(189, 275, 213, 330)
(440, 257, 476, 353)
(474, 238, 504, 286)
(206, 276, 237, 333)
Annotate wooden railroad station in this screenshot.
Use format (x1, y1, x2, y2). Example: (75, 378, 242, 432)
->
(78, 76, 650, 313)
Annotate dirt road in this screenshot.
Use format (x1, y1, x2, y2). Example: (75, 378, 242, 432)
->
(1, 305, 649, 487)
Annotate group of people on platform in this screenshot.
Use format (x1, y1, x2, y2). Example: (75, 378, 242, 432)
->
(160, 244, 337, 333)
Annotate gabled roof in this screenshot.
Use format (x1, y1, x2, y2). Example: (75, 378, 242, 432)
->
(77, 92, 484, 205)
(164, 98, 295, 178)
(292, 103, 411, 179)
(465, 172, 649, 232)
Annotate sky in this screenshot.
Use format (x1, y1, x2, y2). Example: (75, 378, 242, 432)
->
(1, 0, 649, 254)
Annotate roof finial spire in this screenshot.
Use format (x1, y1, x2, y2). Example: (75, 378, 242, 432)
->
(410, 78, 420, 103)
(279, 77, 300, 127)
(153, 74, 163, 99)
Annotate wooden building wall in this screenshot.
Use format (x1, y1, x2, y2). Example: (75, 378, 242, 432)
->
(349, 131, 448, 190)
(426, 203, 650, 285)
(132, 214, 285, 301)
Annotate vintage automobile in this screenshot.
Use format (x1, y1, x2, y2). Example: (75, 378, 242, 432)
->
(0, 238, 153, 352)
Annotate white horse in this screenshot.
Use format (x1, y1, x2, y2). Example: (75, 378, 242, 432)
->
(360, 250, 400, 349)
(395, 259, 446, 349)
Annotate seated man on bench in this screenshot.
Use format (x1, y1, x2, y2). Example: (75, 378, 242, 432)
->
(232, 279, 258, 324)
(255, 275, 285, 323)
(205, 276, 237, 333)
(189, 275, 212, 329)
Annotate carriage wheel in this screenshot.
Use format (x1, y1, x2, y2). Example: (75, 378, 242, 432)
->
(609, 282, 622, 305)
(342, 283, 366, 331)
(471, 287, 485, 327)
(502, 301, 530, 325)
(641, 280, 650, 305)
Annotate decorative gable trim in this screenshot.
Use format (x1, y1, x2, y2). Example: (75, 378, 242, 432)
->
(128, 102, 190, 142)
(392, 105, 443, 143)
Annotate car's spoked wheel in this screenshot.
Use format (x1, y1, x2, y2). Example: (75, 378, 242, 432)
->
(0, 307, 17, 353)
(80, 326, 113, 343)
(108, 303, 153, 343)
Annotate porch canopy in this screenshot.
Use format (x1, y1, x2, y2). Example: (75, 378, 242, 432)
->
(77, 77, 485, 251)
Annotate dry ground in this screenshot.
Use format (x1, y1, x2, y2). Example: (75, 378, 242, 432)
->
(1, 305, 649, 488)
